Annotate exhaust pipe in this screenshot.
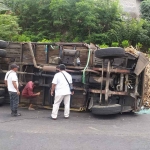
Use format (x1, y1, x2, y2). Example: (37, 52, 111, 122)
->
(28, 42, 42, 70)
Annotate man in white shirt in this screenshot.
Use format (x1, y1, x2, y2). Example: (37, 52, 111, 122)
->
(51, 64, 74, 120)
(4, 64, 21, 117)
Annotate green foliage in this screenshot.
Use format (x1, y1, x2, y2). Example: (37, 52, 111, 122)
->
(13, 34, 30, 42)
(0, 0, 150, 52)
(141, 0, 150, 21)
(99, 44, 109, 48)
(111, 42, 119, 47)
(107, 19, 150, 47)
(136, 42, 142, 50)
(121, 40, 129, 48)
(72, 37, 80, 42)
(0, 0, 10, 12)
(3, 0, 53, 41)
(39, 39, 53, 43)
(0, 14, 21, 41)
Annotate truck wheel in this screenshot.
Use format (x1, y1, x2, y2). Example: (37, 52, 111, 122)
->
(92, 104, 121, 115)
(0, 88, 5, 96)
(0, 40, 9, 49)
(0, 96, 5, 105)
(0, 49, 6, 57)
(95, 47, 125, 58)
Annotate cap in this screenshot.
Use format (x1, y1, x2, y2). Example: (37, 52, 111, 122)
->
(10, 64, 19, 69)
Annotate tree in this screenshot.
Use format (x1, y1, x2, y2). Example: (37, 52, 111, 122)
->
(107, 19, 150, 47)
(0, 14, 21, 41)
(1, 0, 150, 52)
(49, 0, 121, 42)
(3, 0, 54, 41)
(74, 0, 97, 40)
(49, 0, 78, 41)
(89, 0, 121, 44)
(0, 0, 9, 12)
(141, 0, 150, 21)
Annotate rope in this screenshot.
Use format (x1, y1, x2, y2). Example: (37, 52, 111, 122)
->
(82, 48, 91, 84)
(50, 45, 54, 49)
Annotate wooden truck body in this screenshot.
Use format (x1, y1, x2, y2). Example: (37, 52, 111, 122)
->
(0, 41, 149, 115)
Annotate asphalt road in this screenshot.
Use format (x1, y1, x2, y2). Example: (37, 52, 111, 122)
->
(0, 105, 150, 150)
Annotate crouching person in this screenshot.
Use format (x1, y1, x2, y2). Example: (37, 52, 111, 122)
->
(4, 64, 21, 117)
(22, 81, 40, 110)
(51, 64, 74, 120)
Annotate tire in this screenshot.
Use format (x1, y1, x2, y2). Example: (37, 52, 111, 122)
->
(0, 49, 6, 57)
(0, 40, 9, 49)
(92, 104, 121, 115)
(95, 47, 125, 58)
(0, 88, 5, 96)
(0, 96, 5, 105)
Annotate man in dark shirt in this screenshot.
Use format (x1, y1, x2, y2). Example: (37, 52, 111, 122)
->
(22, 81, 40, 110)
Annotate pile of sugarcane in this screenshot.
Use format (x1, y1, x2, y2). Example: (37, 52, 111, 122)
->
(125, 46, 139, 56)
(142, 60, 150, 107)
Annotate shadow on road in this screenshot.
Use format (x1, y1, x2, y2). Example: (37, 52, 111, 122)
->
(91, 111, 139, 120)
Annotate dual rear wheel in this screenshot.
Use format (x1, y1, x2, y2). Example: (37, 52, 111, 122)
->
(0, 40, 8, 105)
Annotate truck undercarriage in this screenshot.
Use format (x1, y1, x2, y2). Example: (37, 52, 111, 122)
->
(0, 41, 149, 115)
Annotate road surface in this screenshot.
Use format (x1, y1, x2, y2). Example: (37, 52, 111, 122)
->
(0, 105, 150, 150)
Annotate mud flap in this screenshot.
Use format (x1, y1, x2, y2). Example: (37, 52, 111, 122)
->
(134, 53, 149, 75)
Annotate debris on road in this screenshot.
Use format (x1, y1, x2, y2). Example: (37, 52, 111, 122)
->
(136, 106, 150, 114)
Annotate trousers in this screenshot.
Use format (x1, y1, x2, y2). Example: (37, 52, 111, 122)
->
(22, 96, 37, 104)
(9, 91, 19, 111)
(51, 94, 70, 118)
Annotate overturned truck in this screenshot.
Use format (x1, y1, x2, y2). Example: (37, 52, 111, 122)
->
(0, 41, 149, 115)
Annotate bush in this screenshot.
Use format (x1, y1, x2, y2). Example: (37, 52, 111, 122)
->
(136, 42, 142, 50)
(13, 34, 31, 42)
(121, 40, 129, 48)
(0, 14, 21, 41)
(99, 44, 109, 48)
(111, 42, 119, 47)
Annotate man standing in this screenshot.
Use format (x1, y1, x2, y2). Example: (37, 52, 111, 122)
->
(4, 64, 21, 117)
(22, 81, 40, 110)
(51, 64, 74, 120)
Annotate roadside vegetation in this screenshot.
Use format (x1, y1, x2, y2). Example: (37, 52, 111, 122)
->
(0, 0, 150, 52)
